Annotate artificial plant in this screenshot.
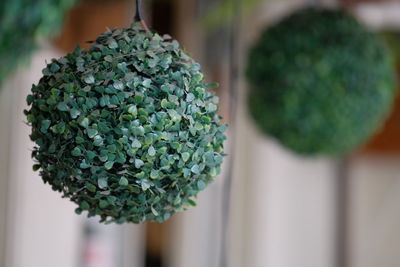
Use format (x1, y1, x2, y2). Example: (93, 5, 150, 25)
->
(25, 5, 227, 223)
(246, 7, 396, 155)
(0, 0, 77, 85)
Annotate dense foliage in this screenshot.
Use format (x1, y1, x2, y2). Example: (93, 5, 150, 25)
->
(0, 0, 76, 85)
(25, 24, 227, 223)
(246, 7, 396, 155)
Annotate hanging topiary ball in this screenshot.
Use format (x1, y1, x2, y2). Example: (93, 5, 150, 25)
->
(25, 24, 227, 223)
(246, 7, 397, 155)
(0, 0, 77, 85)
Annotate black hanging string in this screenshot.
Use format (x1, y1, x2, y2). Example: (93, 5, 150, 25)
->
(134, 0, 149, 31)
(219, 0, 241, 266)
(134, 0, 143, 21)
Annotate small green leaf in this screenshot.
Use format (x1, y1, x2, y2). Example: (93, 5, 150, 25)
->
(99, 200, 108, 208)
(125, 72, 135, 81)
(104, 55, 113, 62)
(76, 136, 85, 144)
(40, 120, 51, 133)
(150, 170, 159, 179)
(100, 96, 110, 107)
(132, 139, 142, 148)
(128, 105, 137, 116)
(107, 196, 117, 203)
(183, 168, 191, 178)
(161, 99, 168, 108)
(160, 84, 170, 93)
(171, 142, 180, 149)
(80, 160, 90, 169)
(80, 201, 90, 210)
(181, 152, 190, 162)
(70, 108, 80, 119)
(119, 177, 129, 186)
(148, 146, 156, 156)
(86, 184, 97, 192)
(186, 93, 195, 102)
(197, 180, 206, 190)
(151, 206, 159, 216)
(108, 39, 118, 49)
(135, 159, 144, 168)
(191, 164, 200, 174)
(141, 179, 151, 191)
(86, 151, 96, 160)
(144, 136, 154, 145)
(98, 177, 108, 189)
(132, 126, 145, 136)
(50, 63, 60, 72)
(71, 147, 82, 157)
(104, 161, 114, 170)
(87, 128, 98, 138)
(168, 110, 181, 122)
(206, 103, 217, 112)
(93, 135, 103, 146)
(117, 62, 128, 72)
(142, 79, 151, 88)
(188, 199, 197, 206)
(113, 80, 124, 90)
(48, 144, 56, 153)
(57, 102, 69, 111)
(80, 117, 89, 128)
(136, 171, 145, 179)
(84, 74, 95, 84)
(83, 86, 91, 92)
(32, 164, 41, 171)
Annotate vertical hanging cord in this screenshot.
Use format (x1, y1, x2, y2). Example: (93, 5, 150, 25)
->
(134, 0, 149, 31)
(219, 0, 241, 266)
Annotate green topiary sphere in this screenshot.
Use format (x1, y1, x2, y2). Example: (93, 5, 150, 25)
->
(25, 24, 227, 223)
(0, 0, 77, 85)
(246, 7, 396, 155)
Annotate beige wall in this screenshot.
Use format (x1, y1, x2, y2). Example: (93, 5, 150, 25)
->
(349, 156, 400, 267)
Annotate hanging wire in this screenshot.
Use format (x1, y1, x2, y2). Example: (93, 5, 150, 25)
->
(134, 0, 149, 31)
(219, 0, 241, 266)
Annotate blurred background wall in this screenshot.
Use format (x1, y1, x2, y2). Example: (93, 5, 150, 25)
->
(1, 0, 400, 267)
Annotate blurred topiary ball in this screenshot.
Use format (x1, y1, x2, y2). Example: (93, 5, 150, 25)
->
(0, 0, 77, 85)
(246, 7, 396, 155)
(25, 24, 227, 223)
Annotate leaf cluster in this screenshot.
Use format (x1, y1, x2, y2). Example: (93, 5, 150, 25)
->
(25, 24, 227, 223)
(0, 0, 77, 85)
(246, 7, 397, 155)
